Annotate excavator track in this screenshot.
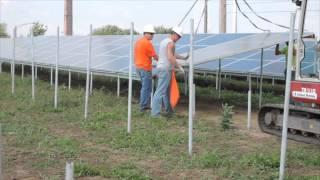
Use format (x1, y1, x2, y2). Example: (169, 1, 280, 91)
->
(258, 104, 320, 145)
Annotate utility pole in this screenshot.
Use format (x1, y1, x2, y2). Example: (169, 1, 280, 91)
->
(219, 0, 227, 33)
(204, 0, 208, 33)
(318, 0, 320, 41)
(64, 0, 73, 36)
(232, 0, 238, 33)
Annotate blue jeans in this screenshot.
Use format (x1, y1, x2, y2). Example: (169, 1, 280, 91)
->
(137, 68, 152, 111)
(151, 69, 172, 117)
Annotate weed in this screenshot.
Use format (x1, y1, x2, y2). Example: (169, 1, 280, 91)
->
(220, 103, 234, 130)
(111, 163, 152, 180)
(74, 162, 151, 179)
(54, 137, 80, 158)
(74, 163, 102, 177)
(197, 150, 227, 168)
(288, 148, 320, 167)
(240, 152, 280, 170)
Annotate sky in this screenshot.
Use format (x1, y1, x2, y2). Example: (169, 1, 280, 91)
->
(0, 0, 319, 37)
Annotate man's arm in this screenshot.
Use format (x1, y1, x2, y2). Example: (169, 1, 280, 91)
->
(148, 42, 159, 61)
(175, 53, 189, 60)
(293, 44, 297, 56)
(293, 48, 297, 56)
(275, 44, 281, 55)
(167, 42, 177, 65)
(153, 54, 159, 61)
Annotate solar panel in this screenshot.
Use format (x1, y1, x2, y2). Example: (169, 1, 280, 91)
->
(0, 33, 317, 78)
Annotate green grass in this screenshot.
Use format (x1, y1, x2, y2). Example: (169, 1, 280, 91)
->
(0, 71, 318, 179)
(110, 163, 152, 180)
(74, 163, 105, 177)
(196, 150, 228, 168)
(74, 162, 151, 179)
(288, 148, 320, 166)
(240, 152, 280, 170)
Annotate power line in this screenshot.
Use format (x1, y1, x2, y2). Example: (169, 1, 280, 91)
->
(195, 5, 206, 34)
(235, 0, 269, 32)
(178, 0, 199, 26)
(227, 10, 320, 14)
(227, 0, 319, 5)
(242, 0, 290, 30)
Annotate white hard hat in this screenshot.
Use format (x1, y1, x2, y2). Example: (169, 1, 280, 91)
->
(172, 26, 183, 37)
(143, 24, 155, 34)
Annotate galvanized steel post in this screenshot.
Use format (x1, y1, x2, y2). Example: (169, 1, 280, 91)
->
(279, 12, 296, 180)
(68, 70, 71, 90)
(84, 25, 93, 119)
(11, 26, 17, 95)
(247, 73, 252, 129)
(90, 72, 93, 95)
(31, 27, 35, 101)
(218, 58, 222, 99)
(35, 65, 38, 80)
(117, 75, 120, 97)
(127, 22, 134, 133)
(151, 79, 154, 107)
(54, 27, 60, 109)
(184, 71, 188, 95)
(272, 77, 275, 86)
(193, 83, 196, 118)
(188, 19, 194, 155)
(215, 70, 218, 90)
(0, 124, 3, 180)
(65, 162, 74, 180)
(21, 64, 24, 79)
(259, 48, 264, 108)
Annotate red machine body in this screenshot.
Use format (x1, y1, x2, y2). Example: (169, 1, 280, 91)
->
(258, 0, 320, 145)
(291, 81, 320, 105)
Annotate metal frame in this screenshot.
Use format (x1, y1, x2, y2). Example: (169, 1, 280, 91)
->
(188, 19, 194, 155)
(279, 12, 296, 180)
(1, 33, 300, 81)
(54, 27, 60, 109)
(127, 22, 134, 134)
(0, 23, 314, 160)
(84, 25, 93, 119)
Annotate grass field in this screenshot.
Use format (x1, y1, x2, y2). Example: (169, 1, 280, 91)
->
(0, 72, 319, 179)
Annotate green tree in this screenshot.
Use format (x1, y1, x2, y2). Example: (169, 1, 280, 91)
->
(154, 25, 172, 34)
(0, 23, 9, 37)
(31, 22, 48, 36)
(93, 25, 139, 35)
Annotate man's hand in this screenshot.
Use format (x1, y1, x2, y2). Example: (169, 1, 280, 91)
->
(184, 53, 189, 60)
(275, 44, 281, 55)
(176, 64, 185, 74)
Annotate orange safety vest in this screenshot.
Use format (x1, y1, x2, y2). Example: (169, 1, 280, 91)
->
(134, 37, 157, 71)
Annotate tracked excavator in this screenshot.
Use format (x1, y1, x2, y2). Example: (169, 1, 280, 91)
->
(258, 0, 320, 145)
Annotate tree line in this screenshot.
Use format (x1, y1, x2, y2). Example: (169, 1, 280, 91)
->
(0, 23, 172, 37)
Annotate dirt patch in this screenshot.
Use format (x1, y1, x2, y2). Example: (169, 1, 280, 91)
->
(136, 157, 168, 178)
(78, 177, 106, 180)
(166, 169, 218, 180)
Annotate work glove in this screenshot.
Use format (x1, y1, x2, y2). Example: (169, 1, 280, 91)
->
(176, 64, 185, 74)
(184, 53, 189, 60)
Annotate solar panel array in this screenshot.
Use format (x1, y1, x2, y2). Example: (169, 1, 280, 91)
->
(0, 34, 317, 78)
(195, 40, 318, 77)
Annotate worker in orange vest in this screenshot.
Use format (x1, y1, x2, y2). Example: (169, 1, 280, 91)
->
(134, 25, 159, 112)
